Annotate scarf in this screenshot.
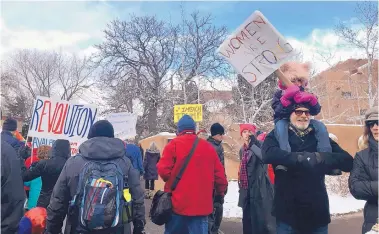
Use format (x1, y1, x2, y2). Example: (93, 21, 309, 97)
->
(289, 124, 313, 138)
(239, 144, 249, 190)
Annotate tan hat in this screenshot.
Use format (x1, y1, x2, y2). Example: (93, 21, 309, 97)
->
(365, 106, 378, 122)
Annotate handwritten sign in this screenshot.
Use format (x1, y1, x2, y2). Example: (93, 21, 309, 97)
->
(174, 104, 203, 123)
(217, 11, 295, 86)
(106, 112, 137, 140)
(28, 96, 98, 142)
(32, 137, 79, 156)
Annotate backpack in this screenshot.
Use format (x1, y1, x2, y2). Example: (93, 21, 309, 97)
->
(69, 157, 132, 233)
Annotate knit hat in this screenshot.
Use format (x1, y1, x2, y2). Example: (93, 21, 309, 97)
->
(239, 124, 256, 136)
(18, 207, 47, 234)
(87, 120, 114, 139)
(2, 118, 17, 131)
(365, 106, 378, 122)
(210, 123, 225, 136)
(177, 115, 196, 134)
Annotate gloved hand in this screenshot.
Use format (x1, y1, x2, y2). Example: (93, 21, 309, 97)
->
(133, 220, 146, 234)
(280, 85, 300, 107)
(293, 91, 318, 106)
(214, 195, 224, 206)
(297, 152, 322, 169)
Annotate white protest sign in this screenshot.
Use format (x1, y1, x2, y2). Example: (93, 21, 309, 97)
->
(217, 11, 295, 86)
(28, 96, 98, 143)
(106, 112, 137, 140)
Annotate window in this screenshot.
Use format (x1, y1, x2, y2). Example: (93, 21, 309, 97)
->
(342, 91, 352, 98)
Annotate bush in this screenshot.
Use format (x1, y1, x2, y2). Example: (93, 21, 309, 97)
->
(325, 173, 350, 197)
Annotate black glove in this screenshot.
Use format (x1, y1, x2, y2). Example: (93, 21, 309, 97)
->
(297, 152, 321, 168)
(214, 195, 224, 205)
(133, 220, 146, 234)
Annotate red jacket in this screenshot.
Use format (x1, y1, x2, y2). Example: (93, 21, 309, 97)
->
(157, 133, 228, 216)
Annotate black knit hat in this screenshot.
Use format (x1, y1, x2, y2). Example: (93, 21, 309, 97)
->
(87, 120, 114, 139)
(2, 118, 17, 131)
(210, 123, 225, 136)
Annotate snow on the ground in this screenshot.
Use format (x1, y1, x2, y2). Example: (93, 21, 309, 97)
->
(223, 181, 365, 218)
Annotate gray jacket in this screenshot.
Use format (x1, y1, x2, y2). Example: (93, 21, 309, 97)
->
(45, 137, 145, 234)
(207, 137, 225, 167)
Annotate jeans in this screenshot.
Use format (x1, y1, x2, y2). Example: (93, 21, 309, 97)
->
(165, 213, 208, 234)
(276, 221, 328, 234)
(274, 119, 332, 153)
(208, 202, 223, 234)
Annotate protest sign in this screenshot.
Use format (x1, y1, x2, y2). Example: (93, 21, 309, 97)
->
(217, 11, 295, 86)
(32, 137, 79, 156)
(28, 96, 98, 143)
(174, 104, 203, 123)
(106, 112, 137, 140)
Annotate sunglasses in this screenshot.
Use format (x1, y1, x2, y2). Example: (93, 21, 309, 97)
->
(366, 120, 378, 128)
(294, 110, 310, 117)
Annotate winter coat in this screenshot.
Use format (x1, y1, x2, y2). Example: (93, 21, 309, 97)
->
(1, 140, 25, 234)
(262, 129, 353, 231)
(143, 146, 160, 180)
(23, 139, 70, 208)
(272, 88, 321, 122)
(349, 136, 378, 234)
(45, 137, 145, 234)
(125, 144, 144, 176)
(157, 133, 228, 216)
(238, 138, 276, 234)
(207, 137, 225, 167)
(1, 130, 25, 155)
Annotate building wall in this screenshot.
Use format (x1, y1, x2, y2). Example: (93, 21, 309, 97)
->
(312, 59, 378, 124)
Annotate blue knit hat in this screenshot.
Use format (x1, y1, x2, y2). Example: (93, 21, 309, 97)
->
(18, 216, 32, 234)
(177, 115, 196, 134)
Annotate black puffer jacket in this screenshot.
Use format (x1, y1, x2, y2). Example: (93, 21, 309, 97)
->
(349, 136, 378, 234)
(23, 139, 70, 208)
(207, 137, 225, 167)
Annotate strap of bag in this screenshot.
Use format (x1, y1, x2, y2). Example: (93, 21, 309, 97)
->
(170, 137, 200, 191)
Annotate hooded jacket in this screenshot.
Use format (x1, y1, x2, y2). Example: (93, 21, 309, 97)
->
(23, 139, 71, 208)
(45, 137, 145, 234)
(143, 143, 160, 180)
(1, 140, 25, 234)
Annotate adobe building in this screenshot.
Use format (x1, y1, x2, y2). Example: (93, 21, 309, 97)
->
(311, 59, 378, 125)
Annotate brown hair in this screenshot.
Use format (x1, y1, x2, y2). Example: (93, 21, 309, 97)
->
(359, 125, 370, 151)
(37, 145, 51, 160)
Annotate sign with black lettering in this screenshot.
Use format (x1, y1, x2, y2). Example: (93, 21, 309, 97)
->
(217, 11, 295, 86)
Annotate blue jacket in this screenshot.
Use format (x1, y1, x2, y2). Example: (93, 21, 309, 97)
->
(125, 144, 144, 176)
(24, 177, 42, 210)
(1, 131, 24, 153)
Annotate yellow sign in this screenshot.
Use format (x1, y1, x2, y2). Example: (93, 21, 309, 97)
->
(174, 104, 203, 123)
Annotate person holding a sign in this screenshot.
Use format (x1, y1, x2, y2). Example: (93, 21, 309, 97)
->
(272, 62, 341, 176)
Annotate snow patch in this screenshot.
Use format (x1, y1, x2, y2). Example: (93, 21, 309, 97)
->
(223, 181, 365, 218)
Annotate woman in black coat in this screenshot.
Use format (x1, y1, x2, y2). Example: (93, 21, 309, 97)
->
(23, 139, 71, 208)
(349, 106, 378, 234)
(143, 142, 160, 199)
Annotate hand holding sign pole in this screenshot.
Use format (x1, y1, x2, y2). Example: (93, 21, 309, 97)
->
(217, 10, 295, 86)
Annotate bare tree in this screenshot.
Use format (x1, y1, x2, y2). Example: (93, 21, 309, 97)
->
(335, 1, 378, 107)
(1, 49, 95, 121)
(94, 15, 179, 134)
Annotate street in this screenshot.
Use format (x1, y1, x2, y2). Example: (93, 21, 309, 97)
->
(143, 199, 364, 234)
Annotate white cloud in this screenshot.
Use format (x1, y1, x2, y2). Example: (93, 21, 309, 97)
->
(287, 27, 367, 73)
